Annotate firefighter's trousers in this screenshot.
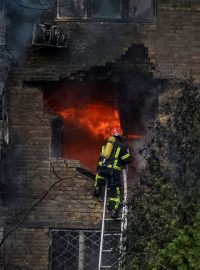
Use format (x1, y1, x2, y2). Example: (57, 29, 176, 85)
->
(94, 172, 121, 211)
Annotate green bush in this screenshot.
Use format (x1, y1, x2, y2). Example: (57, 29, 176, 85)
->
(126, 81, 200, 269)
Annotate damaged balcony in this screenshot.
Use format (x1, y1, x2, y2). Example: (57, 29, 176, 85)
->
(32, 23, 69, 48)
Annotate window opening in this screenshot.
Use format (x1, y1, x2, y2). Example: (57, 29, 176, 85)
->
(91, 0, 121, 19)
(57, 0, 156, 20)
(51, 116, 64, 158)
(57, 0, 86, 18)
(129, 0, 154, 18)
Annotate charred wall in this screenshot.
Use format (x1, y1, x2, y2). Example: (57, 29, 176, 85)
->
(7, 1, 200, 85)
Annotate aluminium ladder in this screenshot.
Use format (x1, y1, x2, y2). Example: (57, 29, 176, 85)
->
(98, 168, 128, 270)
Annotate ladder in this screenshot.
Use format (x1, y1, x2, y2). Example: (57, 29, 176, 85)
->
(98, 169, 128, 270)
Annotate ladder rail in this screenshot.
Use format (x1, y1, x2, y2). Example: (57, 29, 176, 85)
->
(122, 168, 128, 233)
(98, 182, 108, 270)
(119, 168, 128, 269)
(98, 168, 128, 270)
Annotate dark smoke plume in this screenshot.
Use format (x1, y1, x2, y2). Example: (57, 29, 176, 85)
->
(6, 0, 54, 60)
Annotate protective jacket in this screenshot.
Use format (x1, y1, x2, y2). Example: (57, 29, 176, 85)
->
(97, 136, 130, 174)
(94, 135, 130, 214)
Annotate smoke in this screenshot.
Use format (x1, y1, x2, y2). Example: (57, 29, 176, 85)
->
(120, 76, 157, 133)
(6, 0, 54, 60)
(119, 75, 158, 172)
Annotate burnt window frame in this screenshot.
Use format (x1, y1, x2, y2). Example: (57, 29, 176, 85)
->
(51, 116, 64, 158)
(56, 0, 157, 21)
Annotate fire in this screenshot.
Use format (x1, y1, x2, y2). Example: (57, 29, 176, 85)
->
(58, 103, 121, 138)
(127, 133, 144, 140)
(59, 108, 76, 119)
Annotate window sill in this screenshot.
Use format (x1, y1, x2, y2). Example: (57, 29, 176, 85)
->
(55, 16, 157, 23)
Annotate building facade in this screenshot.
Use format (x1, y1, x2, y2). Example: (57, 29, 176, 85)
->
(0, 0, 200, 269)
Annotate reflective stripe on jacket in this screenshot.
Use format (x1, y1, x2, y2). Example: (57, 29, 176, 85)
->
(98, 140, 130, 171)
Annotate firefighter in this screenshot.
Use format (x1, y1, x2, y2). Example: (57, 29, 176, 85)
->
(93, 127, 130, 218)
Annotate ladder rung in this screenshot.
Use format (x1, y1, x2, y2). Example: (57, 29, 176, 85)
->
(104, 233, 121, 236)
(99, 180, 127, 270)
(105, 218, 122, 221)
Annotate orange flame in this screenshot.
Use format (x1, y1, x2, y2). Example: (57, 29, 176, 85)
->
(58, 103, 120, 139)
(127, 133, 144, 140)
(59, 108, 76, 119)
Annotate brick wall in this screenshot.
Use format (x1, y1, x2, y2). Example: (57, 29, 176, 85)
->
(5, 228, 49, 270)
(154, 0, 200, 81)
(8, 1, 200, 84)
(3, 86, 102, 268)
(6, 86, 101, 227)
(28, 158, 101, 228)
(9, 22, 156, 83)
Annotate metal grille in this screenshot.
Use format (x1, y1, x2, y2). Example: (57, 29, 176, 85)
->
(102, 234, 120, 268)
(50, 229, 120, 270)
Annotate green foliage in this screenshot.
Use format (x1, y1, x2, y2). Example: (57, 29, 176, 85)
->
(151, 212, 200, 269)
(126, 81, 200, 269)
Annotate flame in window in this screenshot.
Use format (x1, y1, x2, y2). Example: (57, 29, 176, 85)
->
(58, 103, 120, 139)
